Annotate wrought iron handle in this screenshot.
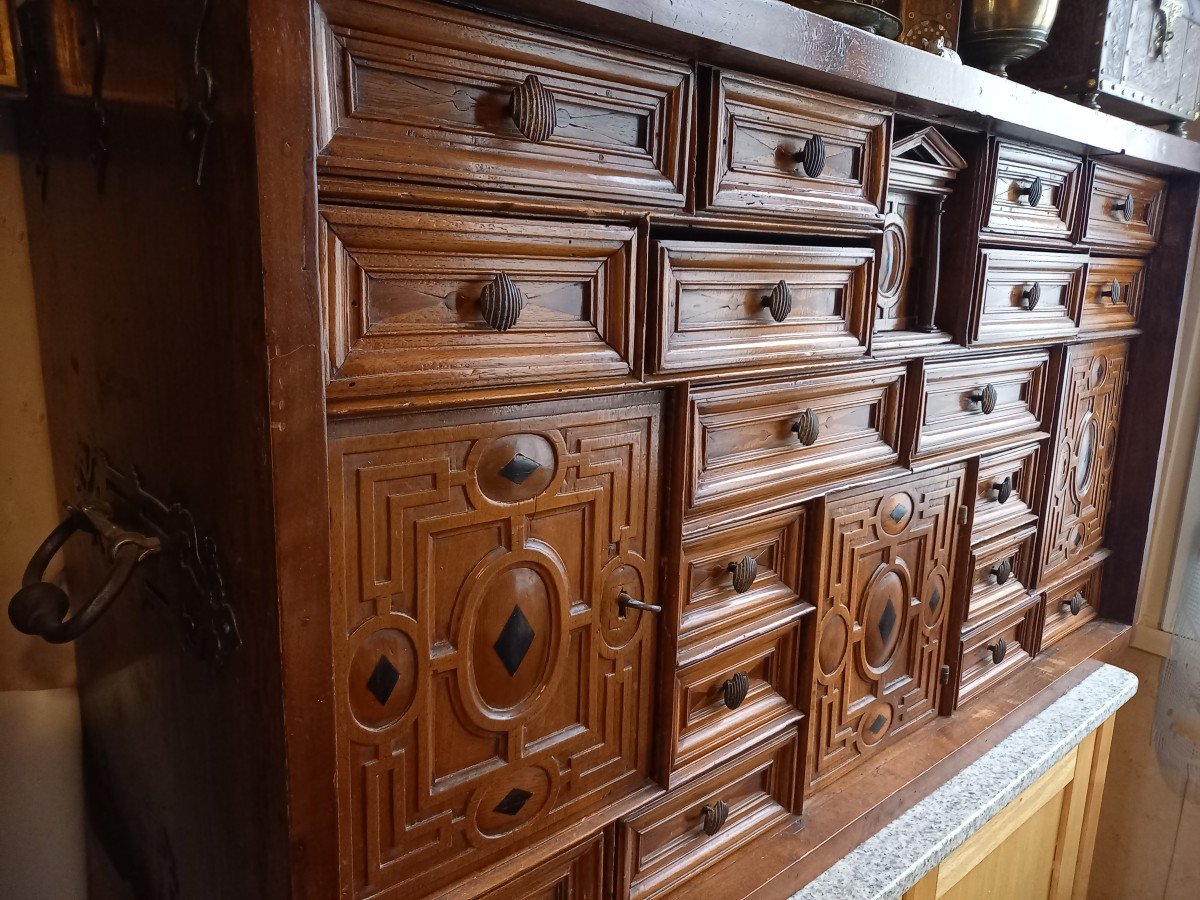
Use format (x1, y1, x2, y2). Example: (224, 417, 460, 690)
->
(991, 559, 1013, 585)
(510, 73, 556, 143)
(760, 281, 793, 322)
(1020, 282, 1041, 311)
(1017, 176, 1043, 207)
(988, 638, 1008, 664)
(8, 506, 160, 644)
(1113, 193, 1135, 222)
(480, 273, 525, 332)
(968, 384, 998, 415)
(727, 555, 758, 593)
(1101, 279, 1122, 305)
(793, 134, 825, 177)
(1064, 592, 1084, 616)
(791, 408, 821, 446)
(701, 799, 729, 835)
(993, 476, 1012, 504)
(617, 590, 661, 616)
(722, 672, 750, 710)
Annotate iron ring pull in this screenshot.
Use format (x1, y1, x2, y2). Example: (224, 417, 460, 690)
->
(8, 505, 160, 643)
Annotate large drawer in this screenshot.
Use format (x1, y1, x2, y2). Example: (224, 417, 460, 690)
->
(973, 443, 1041, 544)
(981, 142, 1082, 245)
(313, 0, 692, 210)
(685, 366, 906, 517)
(955, 595, 1040, 709)
(701, 70, 890, 229)
(967, 247, 1087, 347)
(320, 207, 637, 411)
(1041, 551, 1106, 648)
(1081, 257, 1145, 335)
(652, 241, 874, 377)
(1081, 163, 1166, 252)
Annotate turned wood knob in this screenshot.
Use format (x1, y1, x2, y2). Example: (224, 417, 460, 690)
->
(510, 74, 557, 143)
(991, 559, 1013, 585)
(760, 281, 793, 322)
(721, 672, 750, 710)
(701, 799, 729, 835)
(1113, 193, 1134, 222)
(1101, 279, 1121, 304)
(793, 134, 825, 177)
(993, 476, 1012, 504)
(988, 638, 1008, 664)
(1020, 282, 1041, 311)
(1064, 592, 1084, 616)
(1018, 176, 1043, 207)
(791, 408, 821, 446)
(479, 273, 525, 332)
(969, 384, 998, 415)
(727, 555, 758, 593)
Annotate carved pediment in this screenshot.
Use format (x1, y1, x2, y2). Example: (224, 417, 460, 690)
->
(891, 126, 967, 192)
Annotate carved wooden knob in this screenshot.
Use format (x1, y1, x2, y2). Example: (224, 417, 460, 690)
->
(1064, 592, 1084, 616)
(1101, 279, 1121, 305)
(1020, 282, 1041, 311)
(969, 384, 998, 415)
(1113, 193, 1134, 222)
(988, 638, 1008, 664)
(791, 408, 820, 446)
(793, 134, 825, 177)
(722, 672, 750, 710)
(1018, 176, 1043, 207)
(760, 281, 793, 322)
(510, 74, 557, 143)
(701, 799, 729, 836)
(727, 556, 758, 593)
(991, 559, 1013, 585)
(617, 590, 661, 616)
(479, 273, 525, 332)
(993, 476, 1012, 504)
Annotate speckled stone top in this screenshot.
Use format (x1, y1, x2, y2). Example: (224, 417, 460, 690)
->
(790, 663, 1138, 900)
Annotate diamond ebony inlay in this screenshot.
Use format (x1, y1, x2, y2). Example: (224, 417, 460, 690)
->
(930, 586, 941, 612)
(889, 502, 909, 523)
(877, 600, 897, 643)
(869, 714, 887, 734)
(499, 453, 541, 485)
(493, 605, 535, 676)
(366, 655, 400, 707)
(493, 787, 533, 816)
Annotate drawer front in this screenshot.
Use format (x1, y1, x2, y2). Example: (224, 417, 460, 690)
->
(956, 596, 1040, 708)
(676, 508, 808, 658)
(965, 523, 1037, 630)
(616, 728, 798, 900)
(328, 394, 663, 897)
(1082, 163, 1165, 251)
(1041, 552, 1105, 648)
(667, 623, 803, 788)
(969, 248, 1087, 347)
(476, 829, 609, 900)
(686, 366, 906, 517)
(807, 464, 968, 792)
(910, 351, 1051, 465)
(653, 241, 874, 377)
(1038, 339, 1129, 586)
(320, 207, 636, 411)
(314, 0, 692, 209)
(1082, 257, 1145, 335)
(983, 142, 1082, 244)
(702, 70, 890, 228)
(974, 443, 1041, 543)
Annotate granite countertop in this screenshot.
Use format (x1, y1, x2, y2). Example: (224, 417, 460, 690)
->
(791, 663, 1139, 900)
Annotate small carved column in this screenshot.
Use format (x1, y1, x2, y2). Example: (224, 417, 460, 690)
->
(917, 195, 945, 333)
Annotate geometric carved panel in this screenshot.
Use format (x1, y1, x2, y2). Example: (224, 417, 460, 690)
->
(328, 394, 662, 898)
(807, 464, 967, 792)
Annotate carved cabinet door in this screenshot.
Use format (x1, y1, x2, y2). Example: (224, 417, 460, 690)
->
(806, 464, 968, 792)
(328, 393, 663, 898)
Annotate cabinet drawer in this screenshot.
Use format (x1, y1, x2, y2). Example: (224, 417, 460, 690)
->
(982, 142, 1082, 244)
(320, 207, 636, 411)
(956, 596, 1040, 708)
(701, 70, 890, 229)
(1041, 551, 1105, 649)
(676, 508, 808, 658)
(686, 366, 906, 517)
(964, 523, 1037, 630)
(909, 351, 1051, 466)
(476, 829, 609, 900)
(968, 248, 1086, 347)
(1081, 163, 1165, 252)
(652, 241, 873, 377)
(1082, 257, 1145, 335)
(313, 0, 692, 210)
(974, 443, 1041, 543)
(666, 622, 803, 789)
(616, 727, 799, 899)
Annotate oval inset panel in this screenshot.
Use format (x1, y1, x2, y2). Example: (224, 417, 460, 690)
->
(348, 625, 419, 732)
(859, 701, 894, 747)
(473, 764, 554, 839)
(861, 563, 909, 671)
(476, 434, 557, 504)
(1075, 414, 1097, 497)
(598, 559, 647, 651)
(818, 609, 850, 677)
(472, 565, 555, 713)
(922, 566, 949, 629)
(877, 218, 908, 313)
(880, 491, 915, 536)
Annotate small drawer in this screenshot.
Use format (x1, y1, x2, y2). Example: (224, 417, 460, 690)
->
(1081, 163, 1166, 252)
(956, 596, 1040, 708)
(909, 351, 1051, 466)
(314, 0, 692, 210)
(652, 241, 874, 377)
(676, 508, 808, 658)
(1041, 551, 1106, 649)
(964, 523, 1037, 630)
(968, 248, 1087, 347)
(701, 70, 890, 229)
(616, 727, 799, 899)
(666, 622, 804, 789)
(686, 366, 906, 517)
(974, 443, 1041, 543)
(982, 142, 1082, 244)
(1081, 257, 1145, 335)
(320, 207, 636, 410)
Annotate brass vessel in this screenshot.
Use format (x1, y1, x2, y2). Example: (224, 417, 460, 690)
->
(960, 0, 1061, 78)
